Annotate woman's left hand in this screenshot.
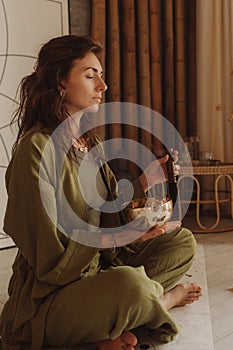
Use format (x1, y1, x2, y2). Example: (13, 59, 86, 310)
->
(132, 223, 167, 243)
(99, 225, 166, 249)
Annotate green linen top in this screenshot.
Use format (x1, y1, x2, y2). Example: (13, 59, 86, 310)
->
(0, 127, 145, 349)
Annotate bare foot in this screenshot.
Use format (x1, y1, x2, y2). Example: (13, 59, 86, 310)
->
(97, 331, 137, 350)
(161, 283, 203, 310)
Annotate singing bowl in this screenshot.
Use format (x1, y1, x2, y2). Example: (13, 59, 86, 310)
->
(124, 198, 173, 230)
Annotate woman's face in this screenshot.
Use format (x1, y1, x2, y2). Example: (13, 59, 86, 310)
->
(62, 52, 107, 115)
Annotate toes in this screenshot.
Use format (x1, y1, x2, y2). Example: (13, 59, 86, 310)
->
(121, 332, 137, 347)
(190, 283, 202, 292)
(122, 345, 135, 350)
(186, 292, 202, 302)
(188, 284, 203, 298)
(188, 291, 202, 298)
(186, 296, 199, 303)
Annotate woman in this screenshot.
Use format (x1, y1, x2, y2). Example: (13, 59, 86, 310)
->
(0, 35, 202, 350)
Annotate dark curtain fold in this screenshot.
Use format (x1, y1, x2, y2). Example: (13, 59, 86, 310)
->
(91, 0, 196, 178)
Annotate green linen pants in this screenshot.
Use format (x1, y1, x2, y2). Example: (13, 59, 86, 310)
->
(44, 227, 196, 347)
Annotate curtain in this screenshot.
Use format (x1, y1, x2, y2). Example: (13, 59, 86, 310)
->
(91, 0, 196, 178)
(196, 0, 233, 163)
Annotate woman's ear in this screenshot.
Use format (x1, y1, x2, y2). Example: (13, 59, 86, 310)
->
(58, 82, 66, 97)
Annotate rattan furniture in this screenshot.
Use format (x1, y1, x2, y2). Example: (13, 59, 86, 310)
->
(178, 163, 233, 232)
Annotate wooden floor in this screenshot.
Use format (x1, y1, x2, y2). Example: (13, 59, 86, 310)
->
(0, 225, 233, 349)
(194, 230, 233, 350)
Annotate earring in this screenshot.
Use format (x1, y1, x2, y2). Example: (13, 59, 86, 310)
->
(60, 89, 65, 98)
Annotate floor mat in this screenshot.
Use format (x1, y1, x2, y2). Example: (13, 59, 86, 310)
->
(134, 244, 214, 350)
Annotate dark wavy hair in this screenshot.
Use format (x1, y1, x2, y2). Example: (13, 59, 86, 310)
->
(12, 35, 103, 153)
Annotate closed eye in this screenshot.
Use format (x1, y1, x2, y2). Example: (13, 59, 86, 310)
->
(84, 66, 103, 78)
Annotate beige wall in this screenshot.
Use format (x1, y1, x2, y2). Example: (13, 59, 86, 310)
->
(0, 0, 69, 247)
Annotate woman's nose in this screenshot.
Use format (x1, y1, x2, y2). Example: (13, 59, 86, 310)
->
(97, 77, 108, 92)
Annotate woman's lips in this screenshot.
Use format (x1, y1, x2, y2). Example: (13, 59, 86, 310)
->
(93, 97, 102, 103)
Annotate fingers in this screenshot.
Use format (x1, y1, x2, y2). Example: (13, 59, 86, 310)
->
(154, 227, 166, 235)
(139, 226, 166, 242)
(158, 154, 169, 164)
(166, 221, 182, 232)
